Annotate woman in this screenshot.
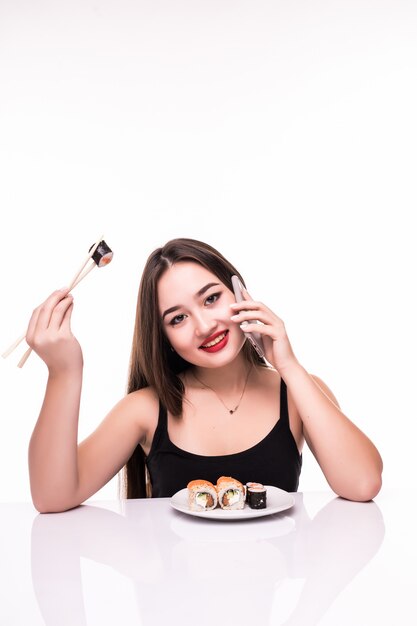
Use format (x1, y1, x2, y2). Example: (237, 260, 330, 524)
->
(27, 238, 383, 512)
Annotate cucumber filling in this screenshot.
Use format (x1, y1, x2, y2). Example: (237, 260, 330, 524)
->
(195, 492, 214, 508)
(222, 488, 240, 506)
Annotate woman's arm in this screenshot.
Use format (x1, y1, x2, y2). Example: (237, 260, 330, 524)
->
(284, 363, 383, 501)
(27, 290, 150, 513)
(230, 296, 383, 502)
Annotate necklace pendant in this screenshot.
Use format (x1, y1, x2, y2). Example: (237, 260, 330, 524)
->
(191, 365, 252, 418)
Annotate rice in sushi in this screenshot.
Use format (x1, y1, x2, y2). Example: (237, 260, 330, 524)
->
(216, 476, 245, 510)
(187, 479, 218, 511)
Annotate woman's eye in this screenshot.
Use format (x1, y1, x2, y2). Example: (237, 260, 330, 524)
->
(170, 314, 186, 326)
(205, 292, 220, 305)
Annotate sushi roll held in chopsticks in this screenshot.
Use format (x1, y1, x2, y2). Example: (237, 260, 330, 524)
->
(89, 240, 113, 267)
(67, 238, 114, 291)
(2, 236, 114, 368)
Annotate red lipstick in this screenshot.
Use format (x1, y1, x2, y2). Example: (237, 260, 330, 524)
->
(199, 330, 229, 353)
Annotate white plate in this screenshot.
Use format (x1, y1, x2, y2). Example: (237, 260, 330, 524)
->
(170, 485, 295, 521)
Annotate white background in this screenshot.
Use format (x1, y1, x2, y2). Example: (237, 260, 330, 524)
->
(0, 0, 415, 503)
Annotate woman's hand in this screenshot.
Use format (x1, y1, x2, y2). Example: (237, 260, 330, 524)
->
(26, 289, 83, 376)
(230, 289, 298, 373)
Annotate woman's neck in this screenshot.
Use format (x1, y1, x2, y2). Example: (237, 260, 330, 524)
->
(191, 356, 251, 394)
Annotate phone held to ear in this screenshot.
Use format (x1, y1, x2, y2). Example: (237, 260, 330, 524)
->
(231, 275, 266, 360)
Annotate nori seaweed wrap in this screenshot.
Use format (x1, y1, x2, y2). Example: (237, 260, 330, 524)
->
(89, 240, 113, 267)
(247, 486, 267, 509)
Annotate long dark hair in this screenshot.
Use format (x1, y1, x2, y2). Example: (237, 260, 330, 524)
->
(122, 238, 264, 498)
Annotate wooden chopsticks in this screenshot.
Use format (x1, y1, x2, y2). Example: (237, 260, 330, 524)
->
(2, 235, 105, 368)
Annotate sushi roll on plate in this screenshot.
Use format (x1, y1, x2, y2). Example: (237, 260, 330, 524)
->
(216, 476, 245, 510)
(187, 480, 218, 512)
(171, 484, 294, 519)
(247, 485, 267, 509)
(245, 481, 264, 502)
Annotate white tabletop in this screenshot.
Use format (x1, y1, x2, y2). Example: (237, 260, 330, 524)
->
(1, 490, 415, 625)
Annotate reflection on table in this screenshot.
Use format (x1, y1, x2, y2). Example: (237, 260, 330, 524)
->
(29, 493, 385, 625)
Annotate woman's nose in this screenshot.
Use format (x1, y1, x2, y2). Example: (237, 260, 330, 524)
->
(194, 312, 216, 337)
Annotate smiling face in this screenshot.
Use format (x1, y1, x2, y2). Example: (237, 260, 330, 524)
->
(158, 261, 245, 368)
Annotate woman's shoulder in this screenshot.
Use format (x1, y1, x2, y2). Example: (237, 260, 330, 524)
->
(126, 385, 160, 410)
(127, 385, 159, 402)
(110, 387, 160, 453)
(258, 366, 339, 407)
(255, 364, 281, 388)
(111, 386, 160, 428)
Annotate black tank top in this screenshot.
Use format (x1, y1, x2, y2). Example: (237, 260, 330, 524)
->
(146, 379, 302, 497)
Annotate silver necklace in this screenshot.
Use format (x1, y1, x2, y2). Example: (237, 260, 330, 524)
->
(192, 365, 253, 414)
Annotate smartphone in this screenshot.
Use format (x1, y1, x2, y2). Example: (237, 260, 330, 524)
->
(231, 275, 265, 359)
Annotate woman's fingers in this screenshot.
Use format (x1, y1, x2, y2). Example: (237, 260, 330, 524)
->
(231, 291, 298, 371)
(33, 289, 71, 329)
(234, 310, 277, 326)
(23, 288, 83, 373)
(58, 299, 75, 335)
(48, 295, 74, 331)
(239, 320, 273, 336)
(230, 300, 287, 341)
(231, 301, 280, 323)
(26, 289, 72, 345)
(26, 307, 42, 347)
(230, 298, 263, 312)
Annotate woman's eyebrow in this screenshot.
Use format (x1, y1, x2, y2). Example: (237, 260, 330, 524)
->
(161, 282, 220, 320)
(196, 281, 220, 297)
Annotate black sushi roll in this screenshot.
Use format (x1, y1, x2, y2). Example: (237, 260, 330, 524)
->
(89, 240, 113, 267)
(245, 482, 264, 503)
(247, 486, 267, 509)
